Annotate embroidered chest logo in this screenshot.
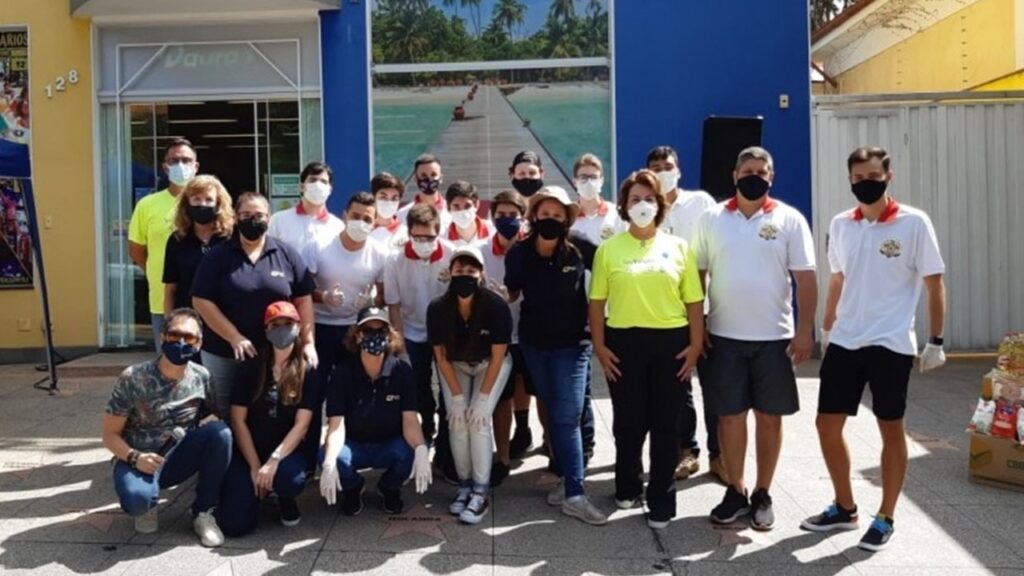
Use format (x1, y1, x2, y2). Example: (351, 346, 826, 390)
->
(758, 223, 780, 241)
(879, 239, 902, 258)
(437, 269, 451, 284)
(270, 270, 285, 278)
(385, 394, 401, 402)
(600, 225, 616, 240)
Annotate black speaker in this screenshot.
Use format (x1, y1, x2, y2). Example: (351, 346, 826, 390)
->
(700, 116, 763, 201)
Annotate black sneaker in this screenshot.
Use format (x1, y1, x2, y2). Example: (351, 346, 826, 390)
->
(378, 485, 404, 515)
(341, 484, 364, 516)
(490, 460, 511, 487)
(749, 488, 775, 531)
(509, 427, 533, 459)
(279, 497, 301, 527)
(710, 486, 750, 524)
(858, 516, 894, 552)
(458, 491, 489, 525)
(800, 503, 859, 532)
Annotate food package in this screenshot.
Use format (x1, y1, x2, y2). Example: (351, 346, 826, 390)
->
(990, 399, 1019, 440)
(969, 398, 996, 435)
(997, 333, 1024, 378)
(990, 370, 1024, 404)
(1018, 407, 1024, 445)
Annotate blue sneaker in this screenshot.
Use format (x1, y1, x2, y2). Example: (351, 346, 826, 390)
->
(858, 516, 894, 552)
(800, 503, 859, 532)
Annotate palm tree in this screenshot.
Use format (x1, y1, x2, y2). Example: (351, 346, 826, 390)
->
(548, 0, 576, 27)
(811, 0, 858, 32)
(464, 0, 483, 38)
(492, 0, 527, 42)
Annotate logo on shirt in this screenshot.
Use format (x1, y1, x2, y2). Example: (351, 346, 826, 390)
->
(385, 394, 401, 402)
(562, 266, 576, 274)
(600, 225, 616, 240)
(437, 269, 452, 284)
(271, 270, 286, 278)
(880, 239, 902, 258)
(758, 223, 780, 241)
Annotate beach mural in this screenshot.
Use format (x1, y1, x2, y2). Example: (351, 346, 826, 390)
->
(370, 0, 612, 200)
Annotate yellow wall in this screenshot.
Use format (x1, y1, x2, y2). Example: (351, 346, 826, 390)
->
(975, 69, 1024, 90)
(837, 0, 1017, 93)
(0, 1, 96, 352)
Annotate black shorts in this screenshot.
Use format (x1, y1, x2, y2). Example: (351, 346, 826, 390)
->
(499, 345, 535, 401)
(702, 335, 799, 416)
(818, 344, 914, 421)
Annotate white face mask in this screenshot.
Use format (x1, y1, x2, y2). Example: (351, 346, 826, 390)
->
(628, 200, 658, 229)
(304, 181, 331, 205)
(376, 200, 399, 220)
(451, 208, 477, 229)
(576, 178, 603, 200)
(167, 162, 195, 187)
(345, 220, 373, 243)
(412, 239, 437, 259)
(657, 170, 679, 196)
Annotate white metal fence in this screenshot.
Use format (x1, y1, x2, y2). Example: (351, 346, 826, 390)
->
(812, 92, 1024, 351)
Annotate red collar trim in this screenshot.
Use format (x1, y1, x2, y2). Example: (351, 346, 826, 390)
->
(491, 233, 522, 256)
(725, 196, 777, 214)
(852, 197, 900, 223)
(447, 217, 489, 241)
(415, 194, 446, 210)
(376, 216, 401, 233)
(580, 199, 610, 217)
(295, 202, 329, 222)
(404, 240, 445, 263)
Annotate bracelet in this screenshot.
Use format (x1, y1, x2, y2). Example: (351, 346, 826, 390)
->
(127, 449, 140, 469)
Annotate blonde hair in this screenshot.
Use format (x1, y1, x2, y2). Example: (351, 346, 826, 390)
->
(173, 175, 235, 239)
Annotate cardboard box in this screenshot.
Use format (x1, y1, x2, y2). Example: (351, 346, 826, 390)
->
(968, 432, 1024, 493)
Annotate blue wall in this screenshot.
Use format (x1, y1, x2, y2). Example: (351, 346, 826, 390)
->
(321, 0, 812, 218)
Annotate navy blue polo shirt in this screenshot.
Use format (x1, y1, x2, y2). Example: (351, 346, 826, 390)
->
(163, 232, 228, 310)
(190, 236, 314, 358)
(326, 356, 417, 444)
(426, 288, 513, 363)
(504, 233, 596, 350)
(232, 358, 321, 461)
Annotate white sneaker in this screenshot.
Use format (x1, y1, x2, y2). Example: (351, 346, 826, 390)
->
(546, 480, 565, 507)
(192, 509, 225, 547)
(133, 508, 158, 534)
(562, 496, 608, 526)
(615, 496, 642, 510)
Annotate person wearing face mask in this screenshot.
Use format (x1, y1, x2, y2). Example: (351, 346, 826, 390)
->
(645, 145, 722, 485)
(192, 193, 317, 418)
(445, 180, 495, 248)
(268, 162, 345, 266)
(427, 246, 513, 524)
(217, 301, 320, 536)
(102, 308, 231, 547)
(397, 153, 452, 232)
(163, 176, 234, 322)
(508, 150, 545, 199)
(691, 146, 817, 531)
(589, 170, 705, 530)
(570, 153, 624, 246)
(802, 147, 946, 552)
(383, 203, 457, 480)
(505, 186, 606, 526)
(320, 306, 431, 516)
(370, 172, 410, 253)
(128, 138, 200, 351)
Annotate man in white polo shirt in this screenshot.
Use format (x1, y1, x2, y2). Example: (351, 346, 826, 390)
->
(692, 146, 817, 532)
(268, 161, 345, 262)
(800, 147, 946, 553)
(397, 154, 452, 232)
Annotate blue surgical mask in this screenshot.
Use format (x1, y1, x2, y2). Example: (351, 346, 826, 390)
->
(494, 216, 522, 240)
(162, 340, 197, 366)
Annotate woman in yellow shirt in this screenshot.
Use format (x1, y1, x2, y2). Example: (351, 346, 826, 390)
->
(588, 169, 705, 530)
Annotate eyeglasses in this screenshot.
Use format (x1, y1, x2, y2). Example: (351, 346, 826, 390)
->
(575, 175, 601, 183)
(410, 234, 438, 242)
(164, 330, 200, 346)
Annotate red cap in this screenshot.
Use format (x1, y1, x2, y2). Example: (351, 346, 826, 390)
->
(264, 301, 300, 325)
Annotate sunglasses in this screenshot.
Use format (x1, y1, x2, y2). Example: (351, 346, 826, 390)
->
(164, 330, 200, 346)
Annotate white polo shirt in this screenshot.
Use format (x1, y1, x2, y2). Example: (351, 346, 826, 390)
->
(445, 216, 495, 249)
(383, 239, 455, 343)
(692, 196, 816, 341)
(304, 235, 390, 326)
(396, 195, 451, 232)
(481, 235, 522, 344)
(268, 204, 345, 266)
(662, 189, 716, 242)
(571, 199, 624, 246)
(827, 199, 945, 356)
(370, 218, 410, 255)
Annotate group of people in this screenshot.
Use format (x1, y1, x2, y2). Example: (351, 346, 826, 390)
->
(104, 139, 947, 554)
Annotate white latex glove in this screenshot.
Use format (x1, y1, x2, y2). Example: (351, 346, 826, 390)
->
(323, 284, 345, 309)
(303, 342, 319, 369)
(355, 284, 375, 310)
(919, 342, 946, 372)
(320, 462, 341, 506)
(466, 393, 491, 432)
(487, 280, 510, 302)
(448, 394, 468, 434)
(820, 329, 830, 357)
(411, 444, 432, 493)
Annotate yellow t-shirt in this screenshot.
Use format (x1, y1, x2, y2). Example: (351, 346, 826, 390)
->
(128, 189, 178, 315)
(590, 230, 704, 329)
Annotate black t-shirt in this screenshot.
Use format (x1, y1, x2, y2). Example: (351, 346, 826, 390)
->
(190, 236, 315, 358)
(232, 358, 321, 460)
(163, 232, 228, 310)
(504, 233, 595, 349)
(426, 287, 512, 363)
(326, 356, 417, 444)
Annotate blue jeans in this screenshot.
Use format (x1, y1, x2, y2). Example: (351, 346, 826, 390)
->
(216, 449, 308, 537)
(521, 341, 592, 499)
(325, 437, 414, 492)
(113, 421, 232, 517)
(151, 314, 166, 354)
(200, 351, 241, 419)
(582, 368, 595, 452)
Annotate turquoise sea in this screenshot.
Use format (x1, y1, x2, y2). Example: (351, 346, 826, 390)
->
(372, 100, 454, 179)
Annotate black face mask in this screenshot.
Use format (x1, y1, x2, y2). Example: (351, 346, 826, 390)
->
(450, 275, 479, 298)
(533, 218, 565, 241)
(851, 179, 888, 205)
(238, 217, 268, 241)
(187, 205, 218, 225)
(417, 177, 441, 194)
(736, 175, 770, 201)
(512, 178, 544, 197)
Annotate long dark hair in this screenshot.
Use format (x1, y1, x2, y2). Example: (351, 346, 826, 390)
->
(438, 260, 485, 357)
(254, 340, 306, 407)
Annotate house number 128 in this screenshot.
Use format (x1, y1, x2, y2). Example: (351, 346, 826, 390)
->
(44, 69, 80, 98)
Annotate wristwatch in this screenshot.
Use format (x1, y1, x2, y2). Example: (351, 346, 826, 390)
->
(929, 336, 944, 346)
